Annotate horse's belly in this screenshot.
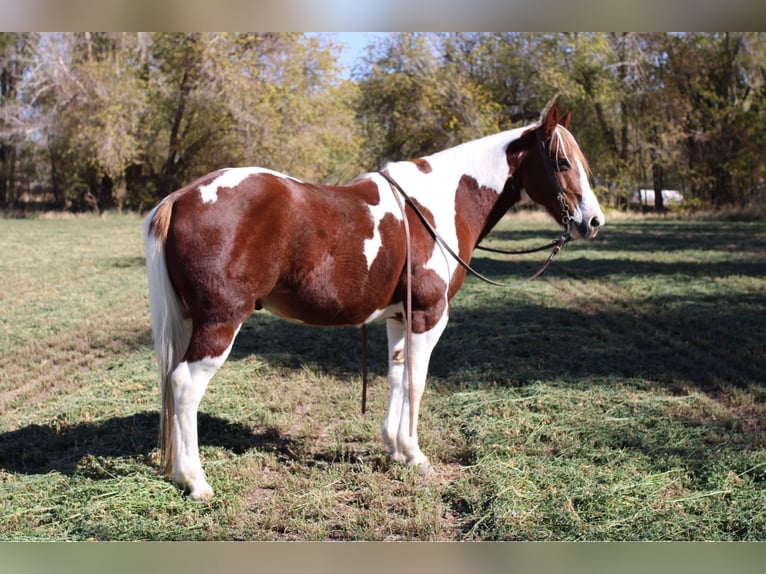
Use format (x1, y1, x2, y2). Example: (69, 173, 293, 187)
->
(259, 288, 397, 327)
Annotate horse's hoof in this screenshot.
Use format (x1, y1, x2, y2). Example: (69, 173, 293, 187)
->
(187, 486, 214, 501)
(417, 461, 435, 476)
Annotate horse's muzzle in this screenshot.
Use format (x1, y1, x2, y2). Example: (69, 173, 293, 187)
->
(573, 214, 604, 239)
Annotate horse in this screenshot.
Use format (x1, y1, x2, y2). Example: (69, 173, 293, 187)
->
(144, 100, 605, 500)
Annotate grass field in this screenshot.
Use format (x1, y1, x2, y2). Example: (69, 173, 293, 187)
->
(1, 210, 764, 540)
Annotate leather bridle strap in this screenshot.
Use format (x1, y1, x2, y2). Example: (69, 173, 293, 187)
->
(361, 324, 368, 415)
(384, 172, 416, 437)
(476, 127, 573, 256)
(475, 239, 561, 255)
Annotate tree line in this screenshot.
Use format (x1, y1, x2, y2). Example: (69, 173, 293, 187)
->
(1, 32, 764, 212)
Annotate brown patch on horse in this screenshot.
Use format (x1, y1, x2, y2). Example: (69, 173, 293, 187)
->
(409, 158, 432, 174)
(163, 174, 411, 354)
(260, 180, 405, 326)
(504, 118, 584, 227)
(453, 175, 504, 257)
(505, 126, 536, 169)
(163, 178, 295, 361)
(450, 174, 518, 297)
(397, 198, 449, 333)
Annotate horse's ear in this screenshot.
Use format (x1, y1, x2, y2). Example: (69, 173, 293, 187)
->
(560, 110, 572, 129)
(543, 102, 560, 139)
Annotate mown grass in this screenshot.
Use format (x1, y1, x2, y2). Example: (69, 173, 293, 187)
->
(1, 210, 764, 540)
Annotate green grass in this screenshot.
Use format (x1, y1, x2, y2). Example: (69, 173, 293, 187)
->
(1, 210, 764, 540)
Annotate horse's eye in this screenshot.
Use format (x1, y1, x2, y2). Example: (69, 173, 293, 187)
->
(556, 158, 571, 171)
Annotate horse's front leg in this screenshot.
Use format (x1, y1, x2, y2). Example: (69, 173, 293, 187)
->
(382, 312, 448, 474)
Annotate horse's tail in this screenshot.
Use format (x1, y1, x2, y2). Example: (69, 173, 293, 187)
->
(144, 198, 191, 478)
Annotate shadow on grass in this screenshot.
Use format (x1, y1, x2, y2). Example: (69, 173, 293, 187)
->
(469, 245, 766, 281)
(490, 217, 766, 254)
(229, 269, 764, 391)
(437, 291, 764, 392)
(230, 315, 389, 375)
(0, 411, 299, 477)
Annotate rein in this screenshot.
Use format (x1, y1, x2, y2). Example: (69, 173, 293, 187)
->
(387, 169, 416, 437)
(475, 240, 560, 255)
(360, 125, 573, 422)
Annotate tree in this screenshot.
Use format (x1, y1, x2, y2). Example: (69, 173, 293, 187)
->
(203, 32, 365, 184)
(356, 33, 501, 168)
(0, 33, 39, 206)
(3, 33, 149, 210)
(138, 32, 363, 204)
(673, 33, 766, 207)
(3, 32, 764, 212)
(0, 33, 363, 210)
(68, 33, 150, 209)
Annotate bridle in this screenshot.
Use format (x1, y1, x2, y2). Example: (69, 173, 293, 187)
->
(475, 127, 573, 279)
(360, 124, 575, 427)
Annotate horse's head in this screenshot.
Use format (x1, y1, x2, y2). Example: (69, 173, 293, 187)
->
(508, 101, 605, 240)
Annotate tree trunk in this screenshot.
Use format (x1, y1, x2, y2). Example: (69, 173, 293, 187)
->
(0, 144, 15, 205)
(160, 67, 194, 196)
(653, 162, 665, 212)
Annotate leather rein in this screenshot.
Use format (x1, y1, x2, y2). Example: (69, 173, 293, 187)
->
(361, 125, 574, 431)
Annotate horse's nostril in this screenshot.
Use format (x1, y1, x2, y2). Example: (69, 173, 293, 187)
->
(590, 216, 602, 229)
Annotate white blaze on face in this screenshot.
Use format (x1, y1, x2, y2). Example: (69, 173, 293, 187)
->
(198, 167, 302, 204)
(573, 158, 605, 235)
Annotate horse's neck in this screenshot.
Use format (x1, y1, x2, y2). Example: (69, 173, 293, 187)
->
(424, 126, 529, 245)
(424, 126, 528, 191)
(477, 177, 522, 245)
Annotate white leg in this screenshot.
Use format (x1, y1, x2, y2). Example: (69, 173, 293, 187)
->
(382, 319, 406, 462)
(382, 312, 449, 472)
(170, 328, 238, 500)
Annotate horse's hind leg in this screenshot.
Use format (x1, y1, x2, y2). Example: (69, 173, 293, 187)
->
(170, 321, 241, 500)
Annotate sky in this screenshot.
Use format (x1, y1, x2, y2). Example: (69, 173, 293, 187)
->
(329, 32, 391, 77)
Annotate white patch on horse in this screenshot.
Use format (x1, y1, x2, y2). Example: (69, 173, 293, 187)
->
(198, 167, 302, 204)
(363, 200, 390, 268)
(363, 175, 404, 270)
(575, 158, 605, 237)
(361, 302, 405, 325)
(568, 158, 597, 225)
(421, 175, 461, 283)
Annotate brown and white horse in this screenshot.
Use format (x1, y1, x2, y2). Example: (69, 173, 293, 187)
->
(145, 101, 604, 499)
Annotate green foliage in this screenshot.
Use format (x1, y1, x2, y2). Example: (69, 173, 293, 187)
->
(1, 33, 766, 211)
(355, 33, 502, 166)
(0, 33, 364, 210)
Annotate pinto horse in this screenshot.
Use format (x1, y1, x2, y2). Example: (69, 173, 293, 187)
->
(145, 101, 604, 500)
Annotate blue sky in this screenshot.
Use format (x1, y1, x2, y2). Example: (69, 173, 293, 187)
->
(328, 32, 391, 77)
